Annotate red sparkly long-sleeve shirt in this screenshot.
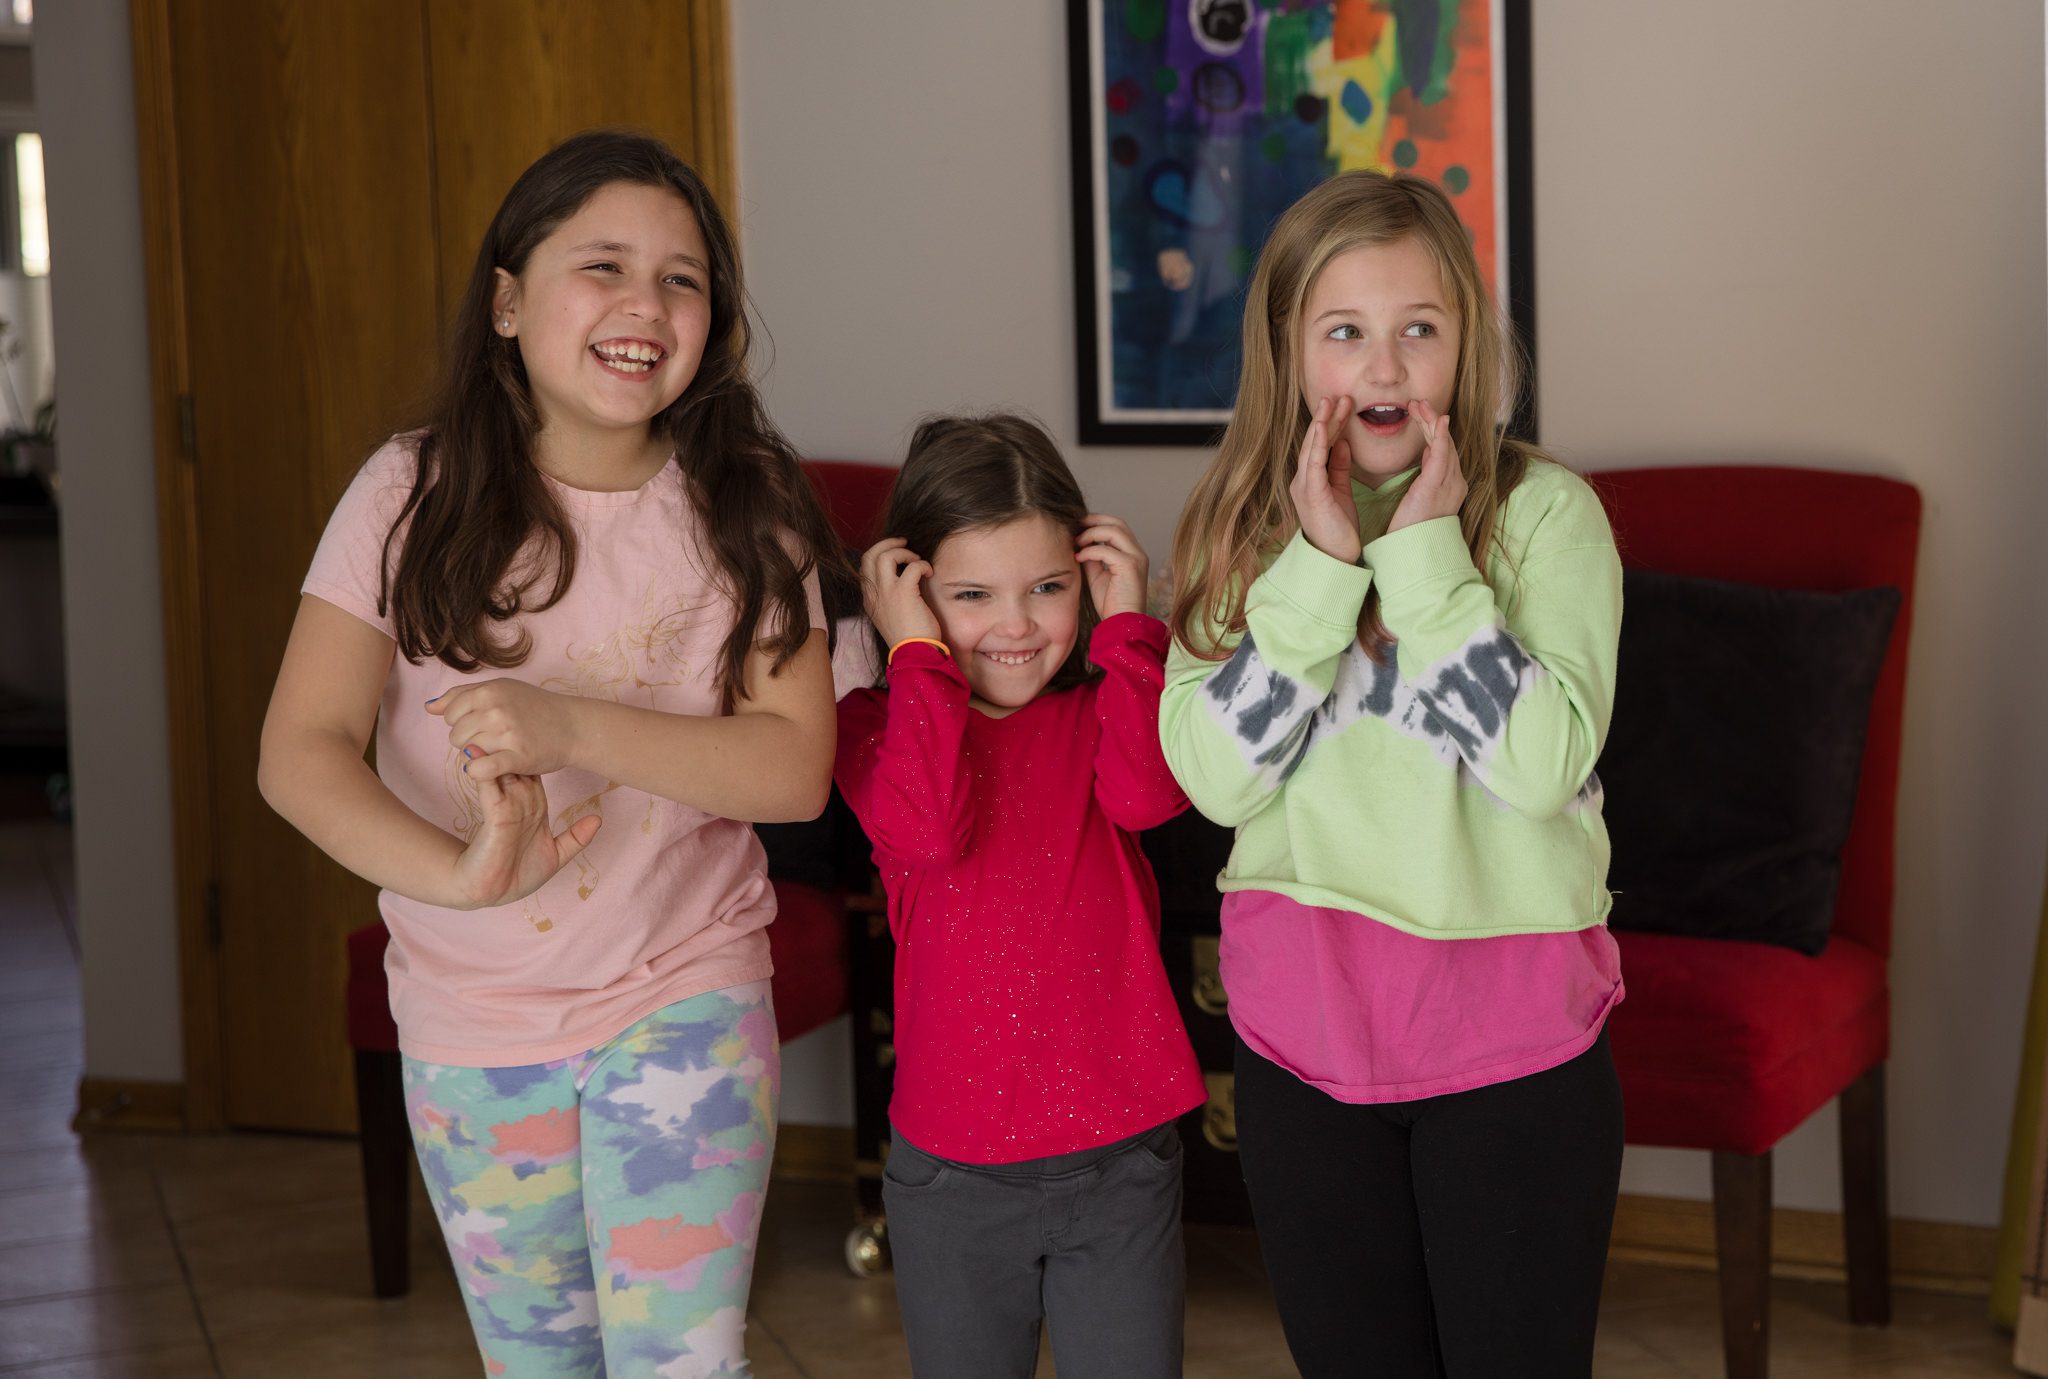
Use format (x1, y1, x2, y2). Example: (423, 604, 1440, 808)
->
(834, 612, 1206, 1163)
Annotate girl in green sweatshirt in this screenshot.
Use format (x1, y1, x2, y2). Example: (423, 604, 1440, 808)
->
(1162, 170, 1625, 1378)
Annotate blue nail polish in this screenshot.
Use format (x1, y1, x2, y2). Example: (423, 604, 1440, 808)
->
(426, 694, 441, 704)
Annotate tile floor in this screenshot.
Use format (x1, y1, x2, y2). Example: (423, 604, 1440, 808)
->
(0, 819, 2020, 1377)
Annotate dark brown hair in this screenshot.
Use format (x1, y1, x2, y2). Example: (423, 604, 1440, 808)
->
(872, 413, 1100, 692)
(378, 128, 854, 708)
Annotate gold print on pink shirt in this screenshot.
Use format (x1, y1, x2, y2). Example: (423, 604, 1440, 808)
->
(542, 579, 709, 707)
(438, 579, 704, 935)
(530, 580, 705, 909)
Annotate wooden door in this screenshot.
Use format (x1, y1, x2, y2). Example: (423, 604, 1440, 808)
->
(160, 0, 439, 1132)
(424, 0, 732, 320)
(139, 0, 733, 1133)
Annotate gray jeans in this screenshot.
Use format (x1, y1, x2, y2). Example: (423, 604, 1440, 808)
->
(883, 1120, 1187, 1379)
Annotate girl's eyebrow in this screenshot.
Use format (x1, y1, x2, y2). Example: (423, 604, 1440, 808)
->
(1312, 301, 1447, 324)
(940, 568, 1073, 588)
(568, 239, 709, 272)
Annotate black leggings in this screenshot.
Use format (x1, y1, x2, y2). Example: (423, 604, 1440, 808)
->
(1234, 1031, 1624, 1379)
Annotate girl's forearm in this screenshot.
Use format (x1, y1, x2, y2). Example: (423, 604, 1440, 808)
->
(258, 729, 474, 908)
(568, 699, 831, 822)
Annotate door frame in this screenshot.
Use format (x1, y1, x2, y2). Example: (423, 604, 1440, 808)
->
(128, 0, 735, 1132)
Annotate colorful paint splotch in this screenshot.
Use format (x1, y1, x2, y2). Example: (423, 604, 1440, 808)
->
(1083, 0, 1506, 426)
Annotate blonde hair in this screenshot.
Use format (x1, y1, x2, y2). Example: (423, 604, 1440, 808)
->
(1169, 170, 1545, 658)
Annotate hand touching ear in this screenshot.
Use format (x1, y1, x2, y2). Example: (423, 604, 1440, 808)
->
(861, 537, 943, 648)
(1076, 515, 1149, 619)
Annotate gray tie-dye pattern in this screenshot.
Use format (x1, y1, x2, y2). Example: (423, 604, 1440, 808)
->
(1205, 622, 1565, 796)
(1203, 632, 1320, 787)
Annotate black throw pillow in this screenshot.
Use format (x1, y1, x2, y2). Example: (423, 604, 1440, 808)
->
(1599, 570, 1900, 956)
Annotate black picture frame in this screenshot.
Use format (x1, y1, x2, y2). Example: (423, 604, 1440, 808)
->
(1065, 0, 1536, 447)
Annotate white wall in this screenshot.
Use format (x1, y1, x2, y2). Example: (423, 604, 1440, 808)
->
(738, 1, 2048, 1228)
(1535, 3, 2048, 1229)
(34, 0, 184, 1082)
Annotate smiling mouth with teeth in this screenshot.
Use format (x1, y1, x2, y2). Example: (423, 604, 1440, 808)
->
(592, 342, 666, 374)
(1360, 404, 1409, 428)
(979, 649, 1040, 667)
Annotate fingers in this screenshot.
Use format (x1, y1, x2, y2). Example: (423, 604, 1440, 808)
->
(865, 545, 928, 588)
(1411, 399, 1464, 491)
(424, 684, 474, 718)
(1075, 546, 1137, 582)
(554, 814, 602, 866)
(860, 536, 907, 578)
(1078, 516, 1141, 554)
(463, 748, 528, 783)
(1292, 395, 1333, 490)
(1292, 396, 1353, 489)
(1328, 438, 1353, 489)
(1411, 398, 1443, 446)
(862, 538, 920, 569)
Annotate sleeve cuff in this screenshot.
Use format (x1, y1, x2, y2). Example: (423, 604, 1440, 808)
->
(1250, 531, 1373, 628)
(884, 640, 968, 688)
(1361, 516, 1472, 600)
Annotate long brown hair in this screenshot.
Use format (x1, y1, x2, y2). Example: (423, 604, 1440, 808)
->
(379, 128, 854, 708)
(871, 413, 1100, 692)
(1170, 170, 1544, 658)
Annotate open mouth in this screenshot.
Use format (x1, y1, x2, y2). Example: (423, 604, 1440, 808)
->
(1358, 404, 1409, 433)
(978, 648, 1041, 668)
(591, 341, 667, 376)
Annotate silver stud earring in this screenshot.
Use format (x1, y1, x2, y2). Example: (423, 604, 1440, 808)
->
(499, 318, 512, 331)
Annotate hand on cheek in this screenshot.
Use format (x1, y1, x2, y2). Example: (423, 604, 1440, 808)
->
(1386, 398, 1467, 536)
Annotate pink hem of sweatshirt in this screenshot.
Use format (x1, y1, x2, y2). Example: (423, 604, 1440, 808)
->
(1220, 888, 1624, 1104)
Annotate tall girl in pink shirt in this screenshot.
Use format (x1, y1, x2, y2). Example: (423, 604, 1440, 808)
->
(259, 131, 848, 1378)
(834, 414, 1204, 1379)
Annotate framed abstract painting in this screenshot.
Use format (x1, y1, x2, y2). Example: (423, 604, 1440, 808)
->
(1066, 0, 1534, 446)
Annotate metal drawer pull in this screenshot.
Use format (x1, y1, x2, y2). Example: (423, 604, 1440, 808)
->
(1191, 936, 1228, 1016)
(1201, 1071, 1237, 1153)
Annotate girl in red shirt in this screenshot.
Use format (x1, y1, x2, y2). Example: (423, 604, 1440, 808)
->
(834, 413, 1204, 1379)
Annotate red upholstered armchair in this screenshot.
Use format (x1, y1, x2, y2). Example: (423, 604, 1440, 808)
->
(1591, 466, 1921, 1379)
(344, 459, 895, 1298)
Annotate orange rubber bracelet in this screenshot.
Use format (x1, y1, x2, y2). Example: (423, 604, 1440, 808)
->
(887, 636, 953, 665)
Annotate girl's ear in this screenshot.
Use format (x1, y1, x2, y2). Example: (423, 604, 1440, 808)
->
(491, 268, 519, 329)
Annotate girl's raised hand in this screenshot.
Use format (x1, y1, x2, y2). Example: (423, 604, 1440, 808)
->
(1076, 514, 1149, 619)
(1289, 394, 1362, 564)
(427, 679, 583, 784)
(1387, 399, 1467, 536)
(450, 769, 601, 909)
(861, 537, 943, 649)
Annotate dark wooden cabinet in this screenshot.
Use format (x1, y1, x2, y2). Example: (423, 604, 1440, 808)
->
(1144, 809, 1253, 1226)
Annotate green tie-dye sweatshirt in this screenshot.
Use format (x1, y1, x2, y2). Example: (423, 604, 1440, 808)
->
(1160, 459, 1622, 938)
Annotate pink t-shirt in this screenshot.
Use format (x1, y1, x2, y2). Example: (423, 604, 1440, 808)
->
(1222, 888, 1624, 1102)
(304, 439, 824, 1066)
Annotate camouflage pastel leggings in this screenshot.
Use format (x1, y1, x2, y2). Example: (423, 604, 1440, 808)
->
(403, 982, 779, 1378)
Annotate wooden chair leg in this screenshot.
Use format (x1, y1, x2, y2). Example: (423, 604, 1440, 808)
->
(1711, 1149, 1772, 1379)
(354, 1048, 412, 1299)
(1839, 1063, 1892, 1326)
